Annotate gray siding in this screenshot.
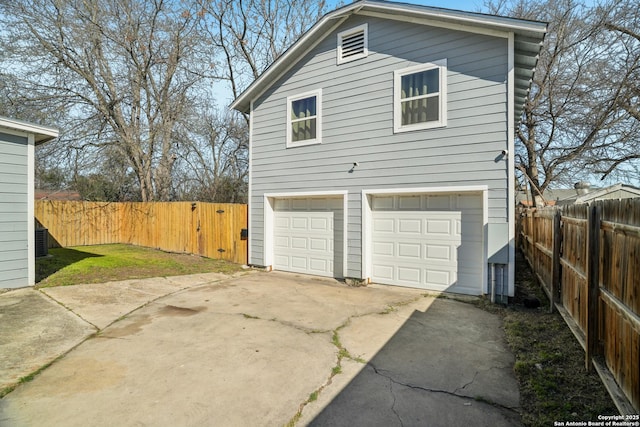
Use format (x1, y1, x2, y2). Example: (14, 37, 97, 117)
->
(250, 16, 510, 277)
(0, 132, 29, 287)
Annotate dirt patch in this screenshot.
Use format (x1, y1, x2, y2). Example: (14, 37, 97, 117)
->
(502, 251, 618, 426)
(159, 305, 206, 317)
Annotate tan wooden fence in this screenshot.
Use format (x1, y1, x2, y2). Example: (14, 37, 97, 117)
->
(518, 199, 640, 414)
(35, 201, 248, 265)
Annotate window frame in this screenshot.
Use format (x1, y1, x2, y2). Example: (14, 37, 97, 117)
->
(393, 59, 447, 133)
(337, 23, 368, 65)
(286, 89, 322, 148)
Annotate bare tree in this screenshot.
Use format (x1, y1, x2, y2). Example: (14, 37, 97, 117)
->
(173, 108, 248, 203)
(199, 0, 329, 104)
(486, 0, 640, 203)
(1, 0, 212, 201)
(585, 0, 640, 181)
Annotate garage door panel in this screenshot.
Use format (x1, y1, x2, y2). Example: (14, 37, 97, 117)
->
(425, 244, 452, 262)
(291, 217, 308, 229)
(310, 217, 330, 231)
(426, 219, 454, 236)
(372, 264, 394, 280)
(371, 193, 483, 295)
(426, 269, 452, 287)
(291, 256, 308, 269)
(309, 238, 327, 251)
(373, 218, 395, 233)
(291, 237, 307, 249)
(397, 266, 421, 284)
(274, 236, 290, 248)
(398, 242, 421, 258)
(372, 241, 394, 256)
(273, 197, 342, 278)
(275, 255, 289, 267)
(398, 219, 421, 233)
(275, 216, 290, 228)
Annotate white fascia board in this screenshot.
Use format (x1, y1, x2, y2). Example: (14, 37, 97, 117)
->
(0, 117, 59, 144)
(230, 1, 545, 114)
(359, 10, 509, 39)
(359, 2, 547, 37)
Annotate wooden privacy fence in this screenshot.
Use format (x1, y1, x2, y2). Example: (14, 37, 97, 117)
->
(518, 199, 640, 414)
(35, 201, 248, 265)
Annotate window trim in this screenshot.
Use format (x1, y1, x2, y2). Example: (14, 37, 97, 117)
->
(393, 59, 447, 133)
(286, 89, 322, 148)
(337, 23, 368, 65)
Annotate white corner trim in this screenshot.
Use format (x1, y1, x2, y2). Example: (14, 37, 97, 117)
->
(248, 100, 254, 266)
(263, 190, 349, 278)
(507, 32, 516, 297)
(27, 134, 35, 286)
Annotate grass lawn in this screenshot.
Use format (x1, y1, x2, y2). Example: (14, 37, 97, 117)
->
(498, 252, 618, 426)
(36, 244, 244, 288)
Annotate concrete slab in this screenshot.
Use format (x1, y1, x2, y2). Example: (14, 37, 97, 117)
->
(306, 298, 522, 426)
(40, 272, 243, 329)
(0, 289, 95, 392)
(0, 272, 521, 426)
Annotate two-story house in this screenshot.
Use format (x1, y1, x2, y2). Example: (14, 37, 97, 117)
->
(231, 0, 546, 298)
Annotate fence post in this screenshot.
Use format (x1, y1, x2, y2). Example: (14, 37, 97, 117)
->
(585, 202, 601, 371)
(550, 209, 562, 313)
(531, 208, 537, 273)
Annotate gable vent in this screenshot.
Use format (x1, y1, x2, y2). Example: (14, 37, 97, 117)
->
(337, 24, 368, 64)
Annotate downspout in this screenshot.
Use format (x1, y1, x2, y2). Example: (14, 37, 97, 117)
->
(490, 263, 496, 303)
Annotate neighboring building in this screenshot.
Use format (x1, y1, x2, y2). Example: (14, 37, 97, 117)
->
(35, 190, 82, 201)
(557, 183, 640, 205)
(0, 116, 58, 288)
(231, 0, 546, 297)
(517, 183, 640, 207)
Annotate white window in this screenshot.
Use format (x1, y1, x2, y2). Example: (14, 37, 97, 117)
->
(287, 89, 322, 147)
(337, 24, 368, 64)
(394, 59, 447, 133)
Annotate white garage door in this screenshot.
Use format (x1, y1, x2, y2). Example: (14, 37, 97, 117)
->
(273, 197, 343, 278)
(370, 193, 483, 295)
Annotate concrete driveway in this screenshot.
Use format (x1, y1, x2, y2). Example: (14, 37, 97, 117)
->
(0, 271, 521, 426)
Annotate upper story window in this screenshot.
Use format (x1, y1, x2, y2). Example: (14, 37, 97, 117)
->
(394, 59, 447, 133)
(337, 24, 368, 64)
(287, 89, 322, 147)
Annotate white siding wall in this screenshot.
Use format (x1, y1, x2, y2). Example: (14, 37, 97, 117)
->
(250, 16, 509, 278)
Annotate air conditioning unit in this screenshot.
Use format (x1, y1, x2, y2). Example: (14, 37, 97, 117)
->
(35, 228, 48, 257)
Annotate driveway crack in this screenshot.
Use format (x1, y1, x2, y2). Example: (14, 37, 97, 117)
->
(368, 363, 520, 415)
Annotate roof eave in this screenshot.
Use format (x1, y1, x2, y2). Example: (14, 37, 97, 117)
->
(230, 0, 547, 114)
(0, 116, 59, 145)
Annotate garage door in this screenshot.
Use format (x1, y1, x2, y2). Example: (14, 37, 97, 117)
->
(273, 197, 343, 278)
(370, 193, 483, 295)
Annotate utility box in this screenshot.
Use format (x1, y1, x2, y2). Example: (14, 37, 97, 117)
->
(35, 228, 48, 258)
